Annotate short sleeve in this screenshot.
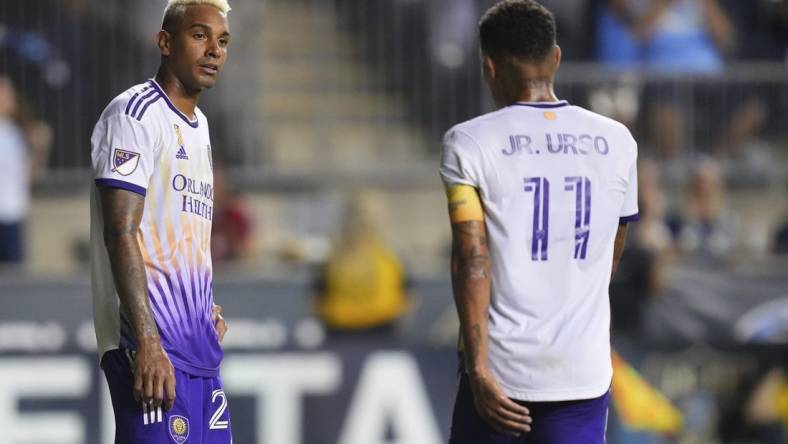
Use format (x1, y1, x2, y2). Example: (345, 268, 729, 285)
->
(619, 153, 639, 224)
(91, 114, 157, 196)
(439, 128, 483, 189)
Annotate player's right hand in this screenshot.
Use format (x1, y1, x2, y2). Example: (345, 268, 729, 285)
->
(468, 370, 532, 436)
(133, 338, 176, 411)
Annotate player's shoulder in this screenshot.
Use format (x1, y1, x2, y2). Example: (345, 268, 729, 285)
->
(97, 80, 164, 125)
(446, 107, 511, 137)
(443, 107, 513, 148)
(568, 105, 635, 142)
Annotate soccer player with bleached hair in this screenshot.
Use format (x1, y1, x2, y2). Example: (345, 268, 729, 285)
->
(441, 1, 638, 442)
(90, 0, 233, 442)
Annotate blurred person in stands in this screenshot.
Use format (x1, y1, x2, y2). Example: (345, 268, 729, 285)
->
(0, 75, 51, 265)
(597, 0, 735, 165)
(715, 97, 780, 186)
(668, 158, 737, 265)
(211, 164, 253, 264)
(314, 192, 410, 337)
(719, 356, 788, 443)
(597, 0, 734, 72)
(89, 1, 233, 441)
(610, 159, 672, 335)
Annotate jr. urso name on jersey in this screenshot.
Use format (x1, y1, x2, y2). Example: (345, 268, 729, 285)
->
(502, 133, 610, 156)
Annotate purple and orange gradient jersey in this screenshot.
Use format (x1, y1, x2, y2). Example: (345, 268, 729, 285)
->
(90, 79, 221, 377)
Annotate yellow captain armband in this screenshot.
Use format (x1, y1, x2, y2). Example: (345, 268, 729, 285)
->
(446, 184, 484, 223)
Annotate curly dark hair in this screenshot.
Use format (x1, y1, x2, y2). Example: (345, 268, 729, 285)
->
(479, 0, 557, 62)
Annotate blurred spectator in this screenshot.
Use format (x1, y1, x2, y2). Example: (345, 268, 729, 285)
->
(596, 0, 737, 162)
(597, 0, 734, 73)
(314, 193, 410, 336)
(597, 0, 735, 163)
(211, 165, 253, 264)
(715, 97, 780, 186)
(668, 159, 737, 264)
(610, 160, 673, 334)
(2, 0, 151, 170)
(720, 357, 788, 444)
(0, 76, 50, 265)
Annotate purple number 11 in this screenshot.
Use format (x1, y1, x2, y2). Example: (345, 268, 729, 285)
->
(523, 176, 592, 261)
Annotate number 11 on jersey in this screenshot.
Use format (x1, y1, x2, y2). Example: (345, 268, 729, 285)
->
(524, 176, 592, 261)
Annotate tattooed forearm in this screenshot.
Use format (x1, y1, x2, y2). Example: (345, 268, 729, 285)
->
(450, 220, 492, 374)
(464, 323, 484, 375)
(100, 188, 160, 342)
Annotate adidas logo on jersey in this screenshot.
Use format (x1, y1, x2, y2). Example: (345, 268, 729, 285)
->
(176, 146, 189, 160)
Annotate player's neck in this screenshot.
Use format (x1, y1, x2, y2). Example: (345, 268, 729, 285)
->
(495, 83, 558, 108)
(513, 80, 559, 104)
(155, 70, 201, 119)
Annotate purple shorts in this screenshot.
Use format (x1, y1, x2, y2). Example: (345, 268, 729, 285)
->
(449, 371, 609, 444)
(102, 348, 232, 444)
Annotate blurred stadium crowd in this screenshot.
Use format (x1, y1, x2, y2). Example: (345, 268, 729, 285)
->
(1, 0, 787, 443)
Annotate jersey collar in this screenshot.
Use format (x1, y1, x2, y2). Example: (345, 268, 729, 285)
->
(513, 100, 569, 109)
(148, 79, 200, 128)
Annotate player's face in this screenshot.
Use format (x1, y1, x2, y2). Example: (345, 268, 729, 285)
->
(167, 5, 230, 91)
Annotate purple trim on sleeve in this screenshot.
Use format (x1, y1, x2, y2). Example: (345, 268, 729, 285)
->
(95, 178, 147, 197)
(148, 80, 199, 128)
(514, 100, 569, 109)
(619, 213, 639, 224)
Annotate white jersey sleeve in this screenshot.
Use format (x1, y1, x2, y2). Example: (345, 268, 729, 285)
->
(91, 113, 158, 196)
(440, 128, 484, 189)
(620, 151, 639, 220)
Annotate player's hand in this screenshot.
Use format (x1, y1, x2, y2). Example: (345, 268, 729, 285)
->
(133, 338, 176, 411)
(468, 369, 532, 436)
(212, 304, 228, 342)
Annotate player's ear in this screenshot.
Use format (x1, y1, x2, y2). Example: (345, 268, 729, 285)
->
(157, 30, 172, 57)
(553, 45, 562, 71)
(482, 54, 496, 82)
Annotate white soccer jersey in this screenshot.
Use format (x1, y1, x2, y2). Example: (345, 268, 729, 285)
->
(90, 79, 222, 376)
(440, 100, 638, 401)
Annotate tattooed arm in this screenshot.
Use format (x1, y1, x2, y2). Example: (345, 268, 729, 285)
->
(100, 187, 176, 410)
(450, 220, 492, 378)
(447, 185, 531, 435)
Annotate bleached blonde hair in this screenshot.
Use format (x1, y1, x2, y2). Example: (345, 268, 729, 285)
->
(162, 0, 231, 31)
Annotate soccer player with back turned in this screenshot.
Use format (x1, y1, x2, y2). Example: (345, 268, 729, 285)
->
(90, 1, 233, 442)
(441, 1, 638, 443)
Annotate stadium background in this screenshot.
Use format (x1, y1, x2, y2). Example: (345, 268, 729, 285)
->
(1, 0, 787, 442)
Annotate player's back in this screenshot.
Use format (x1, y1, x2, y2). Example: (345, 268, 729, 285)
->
(440, 101, 638, 401)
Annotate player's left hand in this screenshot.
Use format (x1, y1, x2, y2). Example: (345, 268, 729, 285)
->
(469, 370, 532, 436)
(212, 304, 228, 342)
